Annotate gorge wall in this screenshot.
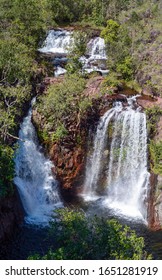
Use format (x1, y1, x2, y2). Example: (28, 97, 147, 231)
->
(0, 190, 24, 242)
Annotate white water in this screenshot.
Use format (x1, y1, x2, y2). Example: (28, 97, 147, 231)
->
(14, 100, 62, 225)
(83, 97, 150, 222)
(38, 30, 73, 54)
(87, 37, 107, 60)
(55, 66, 67, 77)
(79, 37, 108, 75)
(39, 30, 108, 76)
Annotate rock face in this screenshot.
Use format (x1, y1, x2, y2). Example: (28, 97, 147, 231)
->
(137, 95, 162, 110)
(0, 190, 24, 242)
(47, 86, 113, 192)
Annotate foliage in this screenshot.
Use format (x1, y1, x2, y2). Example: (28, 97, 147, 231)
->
(146, 106, 162, 137)
(36, 74, 92, 143)
(0, 85, 31, 142)
(29, 208, 151, 260)
(149, 141, 162, 175)
(41, 74, 86, 121)
(49, 0, 91, 24)
(0, 145, 14, 197)
(116, 56, 134, 80)
(8, 0, 53, 49)
(66, 31, 88, 74)
(0, 37, 33, 85)
(146, 106, 162, 175)
(101, 19, 120, 44)
(101, 20, 134, 80)
(50, 124, 68, 142)
(0, 0, 55, 197)
(88, 0, 131, 26)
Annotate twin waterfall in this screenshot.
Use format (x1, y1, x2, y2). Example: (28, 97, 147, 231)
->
(14, 101, 62, 225)
(83, 98, 150, 222)
(14, 97, 149, 225)
(14, 96, 149, 225)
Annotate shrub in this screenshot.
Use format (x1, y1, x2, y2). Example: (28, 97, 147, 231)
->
(0, 145, 14, 197)
(149, 141, 162, 175)
(29, 208, 151, 260)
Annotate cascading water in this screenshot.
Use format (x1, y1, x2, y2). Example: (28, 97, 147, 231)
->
(80, 37, 108, 75)
(14, 99, 62, 225)
(38, 30, 73, 54)
(87, 37, 107, 60)
(83, 107, 118, 199)
(39, 30, 108, 76)
(83, 97, 150, 222)
(38, 29, 72, 76)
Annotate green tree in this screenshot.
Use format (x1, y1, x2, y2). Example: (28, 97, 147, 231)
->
(9, 0, 53, 48)
(0, 37, 33, 85)
(29, 208, 151, 260)
(101, 20, 134, 79)
(101, 19, 120, 44)
(0, 144, 14, 197)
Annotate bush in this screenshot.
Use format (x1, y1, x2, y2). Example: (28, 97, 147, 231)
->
(0, 145, 14, 197)
(146, 106, 162, 137)
(29, 208, 151, 260)
(36, 74, 92, 143)
(149, 141, 162, 175)
(116, 56, 134, 80)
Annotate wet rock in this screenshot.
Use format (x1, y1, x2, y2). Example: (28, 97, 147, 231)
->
(0, 191, 24, 242)
(104, 150, 109, 157)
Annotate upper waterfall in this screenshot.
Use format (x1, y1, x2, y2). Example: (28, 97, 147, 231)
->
(38, 30, 73, 55)
(79, 36, 108, 75)
(14, 100, 62, 225)
(83, 97, 150, 222)
(38, 29, 108, 76)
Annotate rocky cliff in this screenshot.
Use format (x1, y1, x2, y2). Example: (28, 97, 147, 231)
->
(0, 190, 24, 242)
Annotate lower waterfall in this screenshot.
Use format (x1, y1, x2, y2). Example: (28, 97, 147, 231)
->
(14, 100, 62, 225)
(83, 97, 150, 222)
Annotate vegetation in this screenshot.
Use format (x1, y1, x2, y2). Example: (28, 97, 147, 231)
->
(0, 0, 162, 259)
(66, 31, 88, 74)
(0, 0, 53, 197)
(146, 106, 162, 137)
(29, 208, 151, 260)
(36, 74, 92, 144)
(149, 141, 162, 175)
(145, 106, 162, 175)
(0, 145, 14, 197)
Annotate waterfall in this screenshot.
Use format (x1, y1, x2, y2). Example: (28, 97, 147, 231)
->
(38, 30, 73, 55)
(39, 30, 108, 76)
(83, 97, 150, 222)
(87, 37, 107, 60)
(80, 37, 108, 75)
(14, 100, 62, 225)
